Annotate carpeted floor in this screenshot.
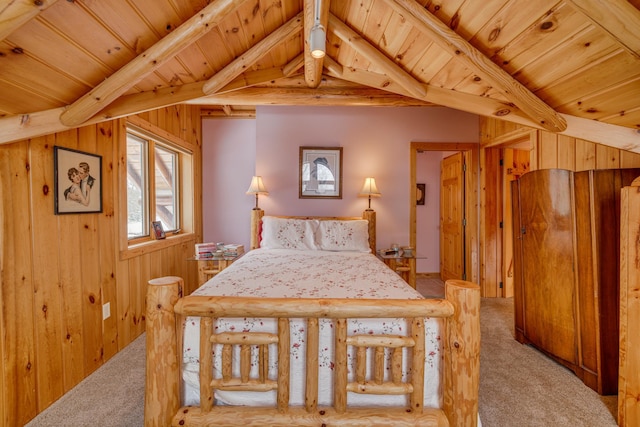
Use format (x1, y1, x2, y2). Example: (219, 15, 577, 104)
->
(26, 286, 619, 426)
(479, 297, 617, 426)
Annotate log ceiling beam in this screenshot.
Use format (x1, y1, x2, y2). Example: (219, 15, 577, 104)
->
(0, 0, 59, 42)
(303, 0, 329, 88)
(58, 0, 247, 128)
(201, 107, 256, 118)
(202, 12, 303, 94)
(382, 0, 567, 133)
(283, 53, 305, 76)
(567, 0, 640, 59)
(328, 13, 427, 99)
(191, 84, 432, 107)
(325, 65, 537, 128)
(0, 87, 639, 153)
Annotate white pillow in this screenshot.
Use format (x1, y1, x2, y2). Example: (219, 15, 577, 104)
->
(260, 217, 319, 250)
(316, 220, 371, 252)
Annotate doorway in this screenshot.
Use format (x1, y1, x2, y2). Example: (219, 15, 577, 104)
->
(409, 142, 480, 286)
(482, 131, 534, 297)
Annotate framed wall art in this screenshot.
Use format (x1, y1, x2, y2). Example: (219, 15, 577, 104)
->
(416, 183, 426, 205)
(54, 146, 102, 214)
(299, 146, 343, 199)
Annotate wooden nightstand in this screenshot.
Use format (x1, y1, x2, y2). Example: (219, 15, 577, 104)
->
(189, 256, 239, 285)
(376, 252, 416, 289)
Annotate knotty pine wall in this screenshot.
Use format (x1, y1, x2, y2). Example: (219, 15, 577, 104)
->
(0, 105, 202, 426)
(479, 117, 640, 298)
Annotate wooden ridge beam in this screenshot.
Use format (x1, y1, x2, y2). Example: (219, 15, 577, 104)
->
(383, 0, 567, 133)
(567, 0, 640, 59)
(0, 0, 59, 42)
(329, 13, 427, 99)
(202, 12, 303, 94)
(58, 0, 246, 127)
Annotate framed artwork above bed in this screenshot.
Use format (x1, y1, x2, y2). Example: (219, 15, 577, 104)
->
(299, 146, 342, 199)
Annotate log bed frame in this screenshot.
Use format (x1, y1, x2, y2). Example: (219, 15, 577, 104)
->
(144, 210, 481, 426)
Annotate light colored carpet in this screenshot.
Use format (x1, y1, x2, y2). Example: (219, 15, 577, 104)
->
(479, 297, 617, 426)
(25, 334, 145, 427)
(25, 287, 618, 426)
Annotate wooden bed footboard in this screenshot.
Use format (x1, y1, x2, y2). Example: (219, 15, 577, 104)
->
(144, 277, 480, 427)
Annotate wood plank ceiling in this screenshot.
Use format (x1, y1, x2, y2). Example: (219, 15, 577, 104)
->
(0, 0, 639, 151)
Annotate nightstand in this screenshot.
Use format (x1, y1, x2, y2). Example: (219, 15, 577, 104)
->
(376, 252, 416, 288)
(189, 256, 238, 285)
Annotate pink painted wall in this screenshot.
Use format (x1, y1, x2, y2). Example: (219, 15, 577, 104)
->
(202, 118, 256, 247)
(202, 106, 478, 258)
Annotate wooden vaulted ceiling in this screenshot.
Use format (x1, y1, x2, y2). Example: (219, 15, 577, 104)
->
(1, 0, 639, 152)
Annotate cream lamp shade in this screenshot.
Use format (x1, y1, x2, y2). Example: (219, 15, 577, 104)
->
(359, 177, 381, 210)
(246, 176, 268, 209)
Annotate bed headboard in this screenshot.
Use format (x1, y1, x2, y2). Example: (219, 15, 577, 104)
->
(250, 209, 377, 253)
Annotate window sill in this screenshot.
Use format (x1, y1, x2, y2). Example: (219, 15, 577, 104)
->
(120, 232, 196, 261)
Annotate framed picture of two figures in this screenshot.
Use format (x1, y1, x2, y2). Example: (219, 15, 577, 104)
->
(54, 146, 102, 215)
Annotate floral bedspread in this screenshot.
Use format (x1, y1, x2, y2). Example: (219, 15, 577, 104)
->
(182, 248, 443, 408)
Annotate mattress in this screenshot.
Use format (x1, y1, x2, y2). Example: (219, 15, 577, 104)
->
(181, 248, 443, 408)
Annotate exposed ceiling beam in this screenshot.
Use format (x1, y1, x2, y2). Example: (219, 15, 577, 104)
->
(1, 87, 639, 153)
(558, 114, 640, 153)
(0, 0, 59, 42)
(58, 0, 247, 127)
(192, 83, 433, 107)
(303, 0, 329, 88)
(329, 13, 426, 99)
(325, 65, 536, 127)
(201, 107, 256, 118)
(382, 0, 567, 133)
(322, 55, 343, 76)
(283, 53, 305, 76)
(0, 67, 292, 144)
(202, 12, 303, 94)
(567, 0, 640, 59)
(98, 67, 290, 121)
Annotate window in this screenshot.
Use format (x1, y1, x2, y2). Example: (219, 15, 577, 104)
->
(125, 125, 188, 242)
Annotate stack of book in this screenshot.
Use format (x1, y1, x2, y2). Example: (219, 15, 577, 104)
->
(222, 244, 244, 258)
(194, 242, 217, 259)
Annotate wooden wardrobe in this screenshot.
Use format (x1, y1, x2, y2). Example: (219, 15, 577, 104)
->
(511, 168, 640, 395)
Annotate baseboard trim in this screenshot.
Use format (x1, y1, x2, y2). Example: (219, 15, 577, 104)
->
(416, 272, 441, 279)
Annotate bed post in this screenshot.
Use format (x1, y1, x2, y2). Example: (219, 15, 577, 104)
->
(362, 209, 376, 253)
(250, 208, 265, 250)
(442, 279, 481, 427)
(144, 276, 183, 427)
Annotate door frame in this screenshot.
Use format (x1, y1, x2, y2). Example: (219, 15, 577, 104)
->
(409, 142, 480, 286)
(482, 130, 535, 297)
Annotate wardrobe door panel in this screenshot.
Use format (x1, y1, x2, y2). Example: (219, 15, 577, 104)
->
(518, 169, 577, 365)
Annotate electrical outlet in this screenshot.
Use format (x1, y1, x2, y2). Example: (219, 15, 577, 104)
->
(103, 302, 111, 320)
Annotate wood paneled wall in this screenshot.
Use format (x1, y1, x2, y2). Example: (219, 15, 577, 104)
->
(479, 117, 640, 298)
(0, 105, 202, 426)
